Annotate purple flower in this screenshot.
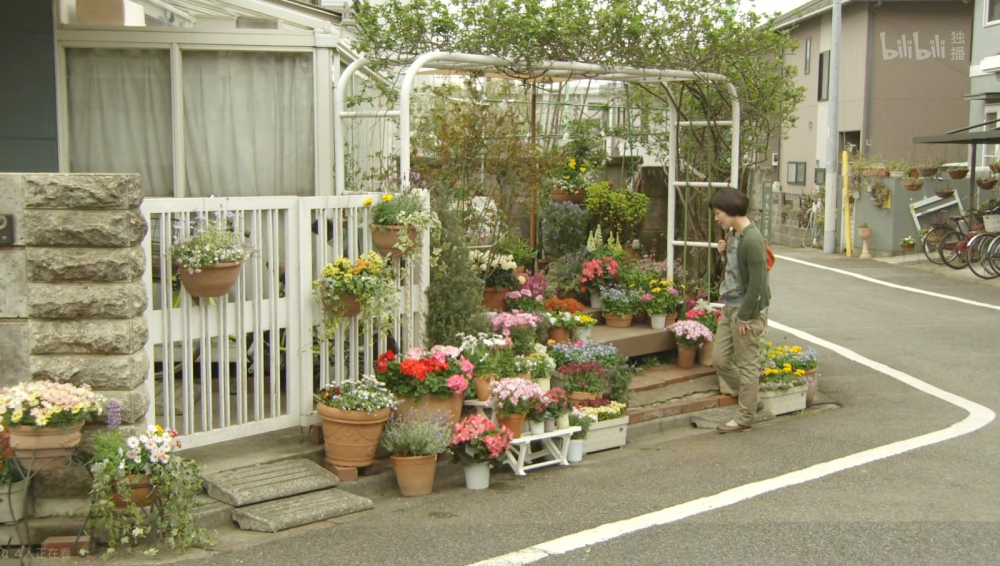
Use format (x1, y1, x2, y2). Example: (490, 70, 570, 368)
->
(106, 399, 122, 428)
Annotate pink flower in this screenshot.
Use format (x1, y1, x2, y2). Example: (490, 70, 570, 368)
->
(431, 345, 461, 358)
(460, 356, 474, 375)
(447, 374, 468, 395)
(431, 351, 448, 365)
(405, 347, 426, 360)
(668, 288, 679, 295)
(640, 293, 652, 302)
(506, 290, 522, 300)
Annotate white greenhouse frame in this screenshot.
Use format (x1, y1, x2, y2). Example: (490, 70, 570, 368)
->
(334, 52, 741, 279)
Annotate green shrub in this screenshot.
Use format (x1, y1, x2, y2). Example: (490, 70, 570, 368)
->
(426, 206, 489, 346)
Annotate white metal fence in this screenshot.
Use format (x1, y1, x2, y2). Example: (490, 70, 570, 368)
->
(142, 195, 426, 449)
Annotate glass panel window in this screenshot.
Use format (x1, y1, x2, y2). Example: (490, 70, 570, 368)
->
(804, 38, 811, 75)
(787, 162, 806, 185)
(990, 0, 1000, 23)
(67, 49, 173, 197)
(182, 51, 314, 197)
(818, 51, 830, 102)
(815, 168, 826, 186)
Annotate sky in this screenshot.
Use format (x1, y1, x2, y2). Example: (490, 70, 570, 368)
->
(738, 0, 808, 17)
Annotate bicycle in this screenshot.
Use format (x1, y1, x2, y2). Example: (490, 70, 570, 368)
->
(938, 201, 1000, 269)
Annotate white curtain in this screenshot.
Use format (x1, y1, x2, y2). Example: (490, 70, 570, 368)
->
(67, 49, 173, 197)
(183, 51, 314, 197)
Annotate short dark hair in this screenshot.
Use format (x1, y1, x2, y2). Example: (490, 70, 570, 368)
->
(709, 188, 749, 217)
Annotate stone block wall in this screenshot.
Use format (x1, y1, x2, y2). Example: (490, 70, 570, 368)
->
(0, 173, 149, 516)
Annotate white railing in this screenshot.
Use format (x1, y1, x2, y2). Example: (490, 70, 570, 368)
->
(142, 194, 425, 449)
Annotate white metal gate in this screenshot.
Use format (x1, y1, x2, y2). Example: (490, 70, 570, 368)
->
(143, 194, 426, 449)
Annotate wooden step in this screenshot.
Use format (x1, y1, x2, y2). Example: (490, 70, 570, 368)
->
(627, 394, 737, 424)
(590, 324, 675, 358)
(628, 364, 719, 407)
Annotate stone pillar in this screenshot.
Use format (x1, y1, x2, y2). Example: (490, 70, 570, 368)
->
(0, 173, 150, 518)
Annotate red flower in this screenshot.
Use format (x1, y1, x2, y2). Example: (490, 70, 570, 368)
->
(376, 351, 395, 373)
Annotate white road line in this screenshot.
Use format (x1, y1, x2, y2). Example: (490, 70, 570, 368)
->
(775, 254, 1000, 312)
(472, 320, 996, 566)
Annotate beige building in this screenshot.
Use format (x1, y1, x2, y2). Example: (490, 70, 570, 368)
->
(772, 0, 973, 196)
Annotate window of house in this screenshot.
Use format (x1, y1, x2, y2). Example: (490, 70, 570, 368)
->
(989, 0, 1000, 23)
(985, 109, 1000, 165)
(804, 38, 811, 75)
(787, 162, 807, 185)
(818, 51, 830, 101)
(66, 48, 314, 198)
(815, 168, 826, 186)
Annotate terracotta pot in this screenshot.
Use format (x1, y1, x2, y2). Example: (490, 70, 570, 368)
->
(515, 372, 532, 380)
(9, 423, 83, 471)
(316, 404, 391, 469)
(547, 327, 570, 343)
(515, 266, 527, 275)
(903, 181, 924, 192)
(901, 243, 916, 252)
(804, 368, 819, 406)
(395, 393, 463, 428)
(371, 225, 419, 258)
(699, 340, 714, 367)
(551, 189, 585, 204)
(483, 287, 507, 312)
(178, 261, 244, 298)
(390, 455, 437, 497)
(568, 391, 598, 403)
(677, 344, 698, 369)
(112, 474, 156, 509)
(497, 413, 527, 439)
(325, 293, 361, 318)
(473, 374, 496, 402)
(947, 169, 969, 179)
(665, 314, 678, 326)
(858, 226, 872, 239)
(604, 313, 634, 328)
(908, 168, 921, 178)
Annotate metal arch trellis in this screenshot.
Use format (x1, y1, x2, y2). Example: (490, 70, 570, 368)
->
(333, 51, 741, 283)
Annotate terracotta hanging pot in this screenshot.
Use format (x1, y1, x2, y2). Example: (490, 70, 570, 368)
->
(551, 189, 585, 204)
(497, 413, 527, 439)
(395, 393, 463, 428)
(371, 225, 419, 258)
(316, 404, 391, 469)
(324, 293, 362, 318)
(112, 474, 157, 509)
(473, 374, 496, 402)
(547, 327, 570, 343)
(483, 287, 508, 312)
(677, 344, 698, 369)
(699, 340, 714, 367)
(9, 423, 83, 471)
(604, 313, 634, 328)
(977, 178, 998, 191)
(178, 261, 244, 298)
(901, 243, 916, 252)
(390, 455, 437, 497)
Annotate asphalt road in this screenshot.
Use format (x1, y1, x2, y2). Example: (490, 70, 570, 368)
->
(159, 247, 1000, 566)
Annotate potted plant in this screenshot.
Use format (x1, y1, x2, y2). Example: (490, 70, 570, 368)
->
(0, 381, 103, 471)
(599, 285, 642, 327)
(490, 378, 544, 439)
(935, 187, 956, 198)
(490, 311, 542, 356)
(551, 154, 590, 203)
(170, 214, 258, 298)
(579, 256, 620, 308)
(947, 166, 969, 179)
(458, 332, 515, 401)
(759, 364, 807, 416)
(684, 301, 722, 366)
(450, 415, 514, 490)
(526, 392, 551, 435)
(496, 237, 536, 274)
(312, 251, 399, 336)
(470, 250, 520, 312)
(766, 343, 820, 406)
(902, 178, 924, 192)
(0, 434, 27, 524)
(380, 415, 451, 497)
(574, 398, 629, 454)
(900, 236, 916, 252)
(585, 181, 651, 243)
(368, 190, 441, 259)
(858, 222, 872, 239)
(888, 161, 910, 178)
(314, 376, 397, 470)
(519, 347, 556, 391)
(505, 273, 548, 313)
(543, 297, 586, 343)
(667, 320, 714, 369)
(918, 159, 942, 178)
(868, 181, 891, 208)
(570, 313, 598, 340)
(88, 423, 208, 556)
(977, 177, 998, 191)
(374, 346, 473, 427)
(567, 413, 593, 463)
(544, 388, 574, 430)
(556, 361, 608, 402)
(640, 282, 683, 330)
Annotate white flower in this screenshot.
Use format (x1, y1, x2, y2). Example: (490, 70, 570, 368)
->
(126, 437, 140, 449)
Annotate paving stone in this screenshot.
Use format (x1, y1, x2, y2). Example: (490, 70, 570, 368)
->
(202, 458, 339, 507)
(192, 496, 235, 530)
(231, 488, 372, 533)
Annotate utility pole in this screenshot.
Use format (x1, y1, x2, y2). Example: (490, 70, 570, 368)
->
(823, 0, 842, 253)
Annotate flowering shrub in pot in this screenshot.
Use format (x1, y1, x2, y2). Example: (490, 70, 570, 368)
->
(490, 378, 545, 439)
(0, 381, 103, 470)
(667, 320, 714, 369)
(314, 376, 397, 469)
(505, 273, 548, 313)
(450, 415, 514, 489)
(639, 281, 684, 329)
(312, 251, 399, 337)
(368, 188, 442, 260)
(543, 387, 573, 429)
(171, 212, 258, 298)
(380, 415, 451, 497)
(458, 332, 515, 400)
(490, 311, 542, 356)
(684, 300, 722, 365)
(556, 361, 608, 401)
(579, 257, 619, 308)
(374, 346, 473, 426)
(598, 285, 643, 327)
(471, 251, 519, 311)
(574, 398, 627, 422)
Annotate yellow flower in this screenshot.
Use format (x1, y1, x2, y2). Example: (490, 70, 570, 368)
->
(792, 346, 802, 353)
(363, 198, 373, 207)
(564, 175, 571, 180)
(518, 275, 527, 285)
(568, 158, 577, 169)
(580, 167, 587, 172)
(767, 341, 773, 347)
(155, 424, 164, 433)
(652, 287, 662, 293)
(547, 339, 556, 345)
(382, 194, 394, 202)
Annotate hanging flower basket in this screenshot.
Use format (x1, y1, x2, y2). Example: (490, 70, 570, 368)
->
(919, 167, 939, 178)
(178, 260, 244, 298)
(902, 180, 924, 192)
(111, 474, 157, 509)
(977, 178, 998, 191)
(935, 188, 955, 198)
(947, 168, 969, 179)
(551, 189, 585, 204)
(371, 225, 419, 258)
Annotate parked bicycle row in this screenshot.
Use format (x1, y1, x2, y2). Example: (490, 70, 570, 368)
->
(921, 199, 1000, 279)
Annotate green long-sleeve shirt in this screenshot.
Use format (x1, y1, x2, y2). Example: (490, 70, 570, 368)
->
(734, 224, 771, 322)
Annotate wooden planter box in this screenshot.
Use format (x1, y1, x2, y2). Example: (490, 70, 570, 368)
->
(583, 416, 628, 454)
(759, 385, 807, 416)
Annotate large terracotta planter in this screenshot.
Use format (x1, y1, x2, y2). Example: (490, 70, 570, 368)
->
(547, 327, 570, 343)
(699, 340, 714, 367)
(551, 189, 585, 203)
(604, 313, 634, 328)
(390, 455, 437, 497)
(568, 391, 598, 403)
(677, 344, 698, 369)
(395, 393, 463, 428)
(497, 413, 527, 439)
(112, 474, 156, 509)
(483, 287, 508, 312)
(316, 404, 391, 469)
(9, 423, 83, 471)
(372, 225, 419, 258)
(474, 374, 496, 402)
(178, 260, 244, 298)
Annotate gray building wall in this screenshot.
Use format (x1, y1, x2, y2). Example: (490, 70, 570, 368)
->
(0, 0, 59, 172)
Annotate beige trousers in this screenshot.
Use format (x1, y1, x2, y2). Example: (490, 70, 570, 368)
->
(712, 306, 768, 427)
